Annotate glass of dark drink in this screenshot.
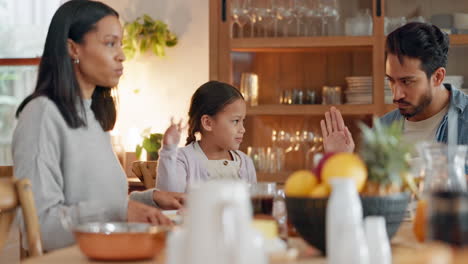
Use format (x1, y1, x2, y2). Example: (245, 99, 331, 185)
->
(249, 182, 276, 216)
(428, 191, 468, 247)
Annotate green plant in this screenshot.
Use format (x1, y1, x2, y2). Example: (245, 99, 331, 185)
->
(123, 14, 178, 60)
(135, 128, 163, 161)
(359, 118, 415, 195)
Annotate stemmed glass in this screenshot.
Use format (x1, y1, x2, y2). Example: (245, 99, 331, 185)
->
(276, 0, 295, 37)
(256, 0, 275, 37)
(317, 0, 339, 36)
(246, 0, 258, 37)
(304, 0, 320, 36)
(292, 0, 308, 36)
(231, 0, 250, 38)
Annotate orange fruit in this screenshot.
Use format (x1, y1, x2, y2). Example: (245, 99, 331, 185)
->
(321, 153, 367, 192)
(285, 170, 318, 197)
(309, 184, 330, 198)
(414, 199, 427, 242)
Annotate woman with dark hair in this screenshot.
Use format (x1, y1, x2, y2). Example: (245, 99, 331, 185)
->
(13, 0, 183, 251)
(156, 81, 257, 193)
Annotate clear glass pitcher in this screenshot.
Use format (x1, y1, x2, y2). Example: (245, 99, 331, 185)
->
(417, 142, 468, 193)
(414, 142, 468, 245)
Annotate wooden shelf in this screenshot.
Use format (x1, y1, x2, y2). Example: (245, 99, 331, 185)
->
(384, 104, 397, 113)
(257, 171, 290, 184)
(0, 58, 41, 66)
(230, 34, 468, 51)
(450, 34, 468, 46)
(247, 104, 376, 116)
(231, 36, 375, 52)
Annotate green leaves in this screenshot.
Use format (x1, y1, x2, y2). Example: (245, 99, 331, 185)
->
(135, 131, 163, 161)
(359, 118, 410, 187)
(123, 14, 178, 60)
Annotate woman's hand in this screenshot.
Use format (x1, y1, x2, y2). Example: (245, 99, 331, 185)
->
(320, 106, 355, 153)
(153, 190, 185, 210)
(162, 117, 185, 146)
(127, 200, 173, 226)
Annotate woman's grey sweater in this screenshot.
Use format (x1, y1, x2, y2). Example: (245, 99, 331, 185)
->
(12, 96, 154, 251)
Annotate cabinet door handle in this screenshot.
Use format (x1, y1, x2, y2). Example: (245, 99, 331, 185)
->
(222, 0, 227, 22)
(376, 0, 382, 17)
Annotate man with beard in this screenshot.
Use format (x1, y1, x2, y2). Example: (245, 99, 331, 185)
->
(321, 22, 468, 153)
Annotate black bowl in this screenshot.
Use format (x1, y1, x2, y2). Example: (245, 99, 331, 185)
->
(286, 192, 409, 254)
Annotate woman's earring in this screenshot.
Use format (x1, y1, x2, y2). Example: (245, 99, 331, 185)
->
(74, 58, 80, 64)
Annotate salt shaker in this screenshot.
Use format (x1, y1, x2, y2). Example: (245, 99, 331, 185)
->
(336, 224, 369, 264)
(364, 216, 391, 264)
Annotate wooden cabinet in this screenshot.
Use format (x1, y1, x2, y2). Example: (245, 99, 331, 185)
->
(209, 0, 468, 181)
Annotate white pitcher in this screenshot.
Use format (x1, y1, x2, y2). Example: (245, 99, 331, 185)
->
(326, 178, 369, 264)
(166, 180, 267, 264)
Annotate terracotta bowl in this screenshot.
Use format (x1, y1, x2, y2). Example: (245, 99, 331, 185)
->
(73, 222, 169, 261)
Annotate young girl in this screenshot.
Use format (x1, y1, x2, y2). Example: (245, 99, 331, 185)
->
(156, 81, 257, 193)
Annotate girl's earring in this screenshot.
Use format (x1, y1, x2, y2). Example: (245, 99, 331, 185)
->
(74, 58, 80, 64)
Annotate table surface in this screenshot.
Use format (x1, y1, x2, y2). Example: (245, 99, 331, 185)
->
(23, 221, 468, 264)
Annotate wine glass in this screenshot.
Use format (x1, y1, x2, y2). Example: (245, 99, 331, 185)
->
(276, 0, 295, 37)
(292, 0, 307, 36)
(304, 0, 320, 36)
(231, 0, 250, 38)
(317, 0, 339, 36)
(246, 0, 258, 37)
(256, 0, 275, 37)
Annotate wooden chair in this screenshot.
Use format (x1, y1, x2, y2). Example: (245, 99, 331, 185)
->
(132, 161, 158, 189)
(0, 166, 42, 258)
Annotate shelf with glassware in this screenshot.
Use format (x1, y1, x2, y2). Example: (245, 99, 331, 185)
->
(247, 104, 377, 115)
(383, 0, 468, 43)
(231, 47, 384, 116)
(231, 36, 375, 51)
(230, 34, 468, 51)
(241, 114, 373, 173)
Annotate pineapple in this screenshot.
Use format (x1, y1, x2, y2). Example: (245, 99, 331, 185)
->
(358, 118, 416, 196)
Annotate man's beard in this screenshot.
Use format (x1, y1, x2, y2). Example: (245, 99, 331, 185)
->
(394, 91, 432, 119)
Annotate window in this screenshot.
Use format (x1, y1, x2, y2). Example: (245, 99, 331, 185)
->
(0, 0, 66, 58)
(0, 0, 66, 164)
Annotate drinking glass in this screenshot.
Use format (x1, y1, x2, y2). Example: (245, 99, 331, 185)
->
(292, 0, 307, 36)
(255, 0, 275, 37)
(231, 0, 250, 38)
(240, 72, 259, 106)
(276, 0, 294, 37)
(246, 0, 258, 37)
(249, 182, 277, 216)
(317, 0, 339, 36)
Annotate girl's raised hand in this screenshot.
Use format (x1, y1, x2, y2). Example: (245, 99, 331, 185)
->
(163, 117, 186, 146)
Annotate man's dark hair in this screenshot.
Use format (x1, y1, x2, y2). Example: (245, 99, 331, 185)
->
(386, 22, 449, 78)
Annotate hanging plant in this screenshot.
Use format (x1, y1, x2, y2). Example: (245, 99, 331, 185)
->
(122, 14, 178, 60)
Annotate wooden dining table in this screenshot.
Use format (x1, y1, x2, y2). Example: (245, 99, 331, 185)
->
(22, 221, 468, 264)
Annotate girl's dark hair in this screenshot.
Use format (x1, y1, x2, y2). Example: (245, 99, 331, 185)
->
(186, 81, 244, 145)
(16, 0, 119, 131)
(386, 22, 449, 79)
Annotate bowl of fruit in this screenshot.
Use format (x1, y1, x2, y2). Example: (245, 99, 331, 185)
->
(285, 119, 413, 254)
